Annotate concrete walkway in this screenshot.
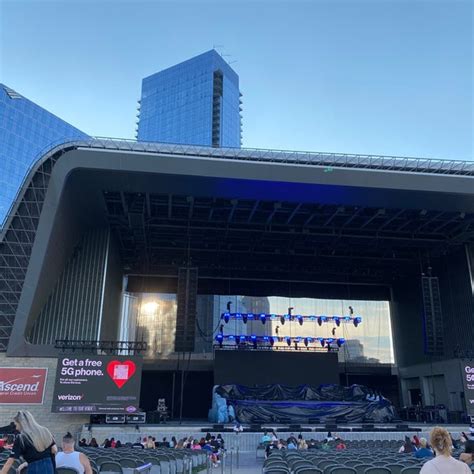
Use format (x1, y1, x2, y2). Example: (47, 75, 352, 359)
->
(207, 451, 263, 474)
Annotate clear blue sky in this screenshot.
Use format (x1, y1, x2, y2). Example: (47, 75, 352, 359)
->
(1, 0, 472, 159)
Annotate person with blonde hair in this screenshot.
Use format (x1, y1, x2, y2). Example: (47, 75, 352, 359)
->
(414, 437, 433, 459)
(0, 411, 57, 474)
(420, 427, 471, 473)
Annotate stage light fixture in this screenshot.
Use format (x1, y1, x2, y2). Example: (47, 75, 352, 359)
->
(248, 312, 254, 320)
(327, 338, 334, 344)
(297, 315, 303, 326)
(353, 316, 362, 327)
(216, 334, 223, 348)
(317, 317, 323, 326)
(223, 312, 230, 324)
(286, 337, 291, 347)
(242, 313, 248, 324)
(280, 315, 285, 325)
(304, 337, 309, 347)
(260, 313, 266, 325)
(337, 338, 346, 347)
(251, 335, 257, 349)
(334, 316, 341, 327)
(269, 337, 275, 347)
(239, 335, 246, 344)
(320, 338, 325, 347)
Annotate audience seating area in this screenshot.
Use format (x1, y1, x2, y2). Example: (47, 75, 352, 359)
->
(262, 439, 472, 474)
(80, 447, 208, 474)
(0, 447, 208, 474)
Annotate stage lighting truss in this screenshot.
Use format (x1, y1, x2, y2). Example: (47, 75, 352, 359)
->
(220, 312, 362, 327)
(214, 334, 346, 349)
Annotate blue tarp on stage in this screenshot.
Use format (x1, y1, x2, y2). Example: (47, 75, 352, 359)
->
(210, 384, 396, 423)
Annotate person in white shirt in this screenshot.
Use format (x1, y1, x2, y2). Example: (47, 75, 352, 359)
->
(55, 433, 92, 474)
(420, 427, 471, 474)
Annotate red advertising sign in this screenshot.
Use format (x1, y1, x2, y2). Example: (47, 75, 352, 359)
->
(0, 368, 48, 404)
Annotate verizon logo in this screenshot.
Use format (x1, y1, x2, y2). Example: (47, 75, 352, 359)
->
(469, 399, 474, 405)
(57, 394, 83, 401)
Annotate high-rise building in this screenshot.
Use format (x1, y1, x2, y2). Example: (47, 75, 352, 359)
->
(137, 50, 242, 148)
(0, 84, 88, 226)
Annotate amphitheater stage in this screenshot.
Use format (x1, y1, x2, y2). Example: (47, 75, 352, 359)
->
(80, 423, 471, 452)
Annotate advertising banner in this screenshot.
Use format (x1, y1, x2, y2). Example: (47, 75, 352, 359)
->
(461, 360, 474, 416)
(0, 367, 48, 405)
(52, 355, 142, 414)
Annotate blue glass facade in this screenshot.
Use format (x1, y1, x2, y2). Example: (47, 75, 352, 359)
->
(0, 84, 88, 226)
(137, 50, 242, 147)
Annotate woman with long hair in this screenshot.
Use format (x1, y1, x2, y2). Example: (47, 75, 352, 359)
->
(421, 427, 471, 473)
(0, 411, 57, 474)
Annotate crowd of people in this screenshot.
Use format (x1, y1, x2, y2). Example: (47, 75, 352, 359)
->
(0, 411, 227, 472)
(260, 427, 474, 472)
(398, 429, 474, 462)
(262, 431, 347, 457)
(82, 432, 226, 466)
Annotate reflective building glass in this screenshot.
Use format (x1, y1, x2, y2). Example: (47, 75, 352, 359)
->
(137, 50, 242, 147)
(0, 84, 88, 226)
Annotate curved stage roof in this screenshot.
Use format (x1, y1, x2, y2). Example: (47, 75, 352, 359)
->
(1, 138, 473, 353)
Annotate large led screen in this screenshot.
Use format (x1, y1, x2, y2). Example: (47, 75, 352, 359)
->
(52, 355, 142, 414)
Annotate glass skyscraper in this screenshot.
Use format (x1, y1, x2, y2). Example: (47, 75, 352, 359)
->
(0, 84, 88, 226)
(137, 50, 242, 148)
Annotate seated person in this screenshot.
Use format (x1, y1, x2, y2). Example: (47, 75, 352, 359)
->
(399, 436, 414, 453)
(56, 432, 92, 474)
(260, 432, 272, 444)
(287, 438, 297, 450)
(132, 437, 145, 449)
(321, 439, 331, 450)
(459, 440, 474, 466)
(336, 440, 346, 450)
(298, 438, 308, 450)
(415, 438, 433, 459)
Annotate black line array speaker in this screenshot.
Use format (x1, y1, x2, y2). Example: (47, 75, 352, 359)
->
(421, 276, 444, 356)
(175, 267, 198, 352)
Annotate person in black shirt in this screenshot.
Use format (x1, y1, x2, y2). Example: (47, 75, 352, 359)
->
(0, 411, 57, 474)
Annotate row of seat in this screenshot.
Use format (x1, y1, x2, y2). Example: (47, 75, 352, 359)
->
(263, 446, 471, 474)
(79, 447, 208, 474)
